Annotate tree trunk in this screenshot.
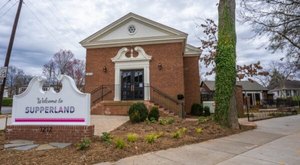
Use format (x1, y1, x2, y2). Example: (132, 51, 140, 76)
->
(215, 0, 239, 129)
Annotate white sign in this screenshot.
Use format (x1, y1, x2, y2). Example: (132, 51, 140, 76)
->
(12, 75, 91, 125)
(0, 67, 7, 78)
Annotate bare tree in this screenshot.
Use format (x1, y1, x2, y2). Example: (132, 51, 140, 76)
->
(53, 49, 74, 75)
(42, 50, 85, 89)
(199, 18, 269, 80)
(240, 0, 300, 64)
(43, 59, 57, 86)
(268, 60, 299, 97)
(6, 66, 32, 97)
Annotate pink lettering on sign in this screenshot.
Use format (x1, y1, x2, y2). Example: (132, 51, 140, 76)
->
(15, 118, 85, 122)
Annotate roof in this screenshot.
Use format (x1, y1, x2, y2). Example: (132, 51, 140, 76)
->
(201, 81, 268, 91)
(80, 12, 188, 49)
(271, 80, 300, 90)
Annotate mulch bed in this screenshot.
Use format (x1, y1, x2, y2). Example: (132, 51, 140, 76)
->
(0, 117, 254, 165)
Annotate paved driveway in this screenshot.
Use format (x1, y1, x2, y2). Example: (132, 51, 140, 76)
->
(97, 115, 300, 165)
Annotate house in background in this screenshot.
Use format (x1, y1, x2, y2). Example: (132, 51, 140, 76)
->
(269, 80, 300, 99)
(80, 13, 201, 115)
(200, 81, 268, 107)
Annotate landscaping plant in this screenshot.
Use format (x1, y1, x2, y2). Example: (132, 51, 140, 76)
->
(148, 106, 160, 121)
(198, 116, 209, 124)
(191, 103, 203, 116)
(101, 132, 113, 143)
(195, 128, 203, 134)
(172, 127, 187, 139)
(76, 138, 91, 150)
(114, 138, 126, 149)
(203, 106, 211, 116)
(144, 133, 162, 144)
(127, 133, 139, 143)
(159, 117, 175, 125)
(128, 102, 148, 123)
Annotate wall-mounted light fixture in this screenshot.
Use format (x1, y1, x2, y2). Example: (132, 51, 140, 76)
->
(158, 63, 163, 70)
(103, 66, 107, 73)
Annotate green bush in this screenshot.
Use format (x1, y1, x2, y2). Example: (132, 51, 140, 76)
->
(127, 133, 139, 143)
(76, 138, 91, 150)
(114, 138, 126, 149)
(101, 132, 113, 143)
(203, 106, 211, 116)
(2, 98, 12, 106)
(148, 106, 160, 121)
(191, 103, 203, 116)
(128, 102, 148, 123)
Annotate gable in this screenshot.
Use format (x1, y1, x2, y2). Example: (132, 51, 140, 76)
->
(80, 12, 187, 48)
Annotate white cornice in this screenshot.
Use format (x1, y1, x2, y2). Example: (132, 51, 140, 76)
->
(184, 44, 201, 56)
(83, 37, 186, 49)
(80, 12, 187, 47)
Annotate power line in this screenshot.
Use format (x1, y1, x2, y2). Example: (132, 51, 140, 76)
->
(47, 0, 88, 39)
(23, 1, 62, 46)
(25, 0, 81, 49)
(0, 0, 17, 17)
(0, 0, 11, 11)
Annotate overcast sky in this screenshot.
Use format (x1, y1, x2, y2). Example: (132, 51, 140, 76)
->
(0, 0, 281, 79)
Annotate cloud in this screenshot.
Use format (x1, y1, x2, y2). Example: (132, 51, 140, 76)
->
(0, 0, 280, 79)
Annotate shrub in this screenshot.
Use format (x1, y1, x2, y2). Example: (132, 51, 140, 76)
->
(171, 128, 187, 139)
(159, 117, 175, 125)
(114, 138, 126, 149)
(148, 106, 160, 121)
(191, 103, 203, 116)
(76, 138, 91, 150)
(128, 102, 148, 123)
(2, 98, 12, 106)
(195, 128, 203, 134)
(203, 106, 211, 116)
(145, 133, 161, 144)
(127, 133, 139, 143)
(101, 132, 113, 143)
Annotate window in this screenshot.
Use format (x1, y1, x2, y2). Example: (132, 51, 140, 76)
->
(128, 25, 136, 34)
(286, 90, 291, 97)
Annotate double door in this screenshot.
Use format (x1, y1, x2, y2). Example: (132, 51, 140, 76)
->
(121, 69, 144, 100)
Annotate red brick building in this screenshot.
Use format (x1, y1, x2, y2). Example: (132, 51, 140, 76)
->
(80, 13, 200, 115)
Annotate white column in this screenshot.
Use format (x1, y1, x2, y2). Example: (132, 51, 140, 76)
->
(260, 92, 263, 105)
(114, 68, 121, 101)
(144, 65, 150, 100)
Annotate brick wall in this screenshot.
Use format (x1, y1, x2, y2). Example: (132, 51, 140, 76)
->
(85, 43, 185, 99)
(6, 125, 94, 143)
(183, 56, 201, 113)
(86, 42, 189, 114)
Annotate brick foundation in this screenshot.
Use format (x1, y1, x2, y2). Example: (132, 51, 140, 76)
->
(5, 125, 94, 143)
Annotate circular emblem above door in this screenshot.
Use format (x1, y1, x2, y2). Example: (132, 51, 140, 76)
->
(128, 25, 136, 35)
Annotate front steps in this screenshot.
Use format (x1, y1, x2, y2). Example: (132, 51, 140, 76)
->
(91, 100, 175, 116)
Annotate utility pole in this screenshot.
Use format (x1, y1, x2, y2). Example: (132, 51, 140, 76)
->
(0, 0, 23, 113)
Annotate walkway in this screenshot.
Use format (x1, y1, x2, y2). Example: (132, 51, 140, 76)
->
(97, 115, 300, 165)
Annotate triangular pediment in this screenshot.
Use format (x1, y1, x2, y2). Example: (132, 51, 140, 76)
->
(80, 13, 187, 48)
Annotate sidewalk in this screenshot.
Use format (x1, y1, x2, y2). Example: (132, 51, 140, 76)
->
(97, 115, 300, 165)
